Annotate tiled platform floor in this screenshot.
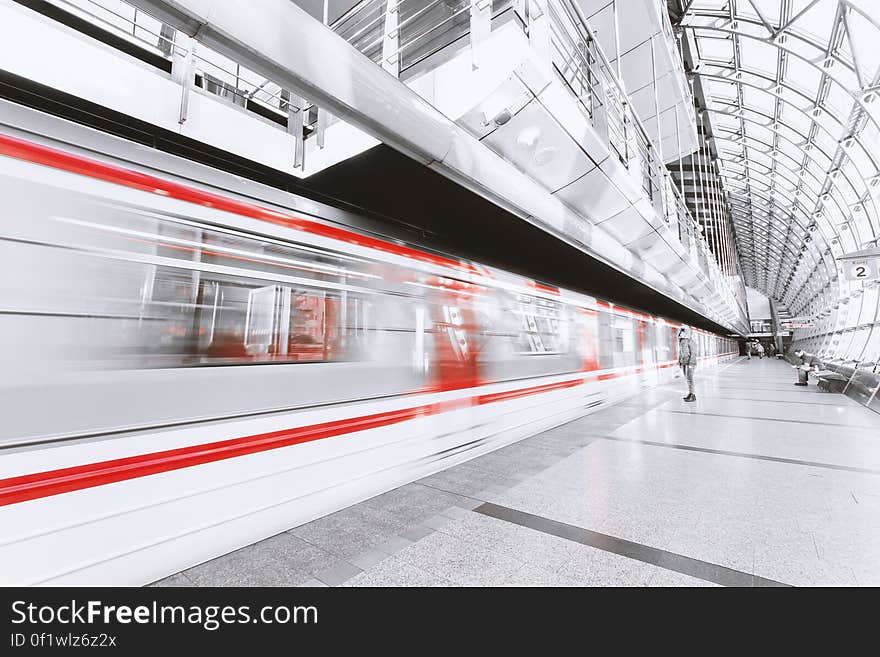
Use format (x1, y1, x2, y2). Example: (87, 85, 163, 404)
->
(151, 358, 880, 587)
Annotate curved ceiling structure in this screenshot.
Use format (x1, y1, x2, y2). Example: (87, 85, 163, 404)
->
(674, 0, 880, 362)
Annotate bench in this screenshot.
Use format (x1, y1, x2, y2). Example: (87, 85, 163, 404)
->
(814, 371, 848, 393)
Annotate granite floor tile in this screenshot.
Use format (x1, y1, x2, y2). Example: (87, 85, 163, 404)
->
(183, 534, 336, 587)
(393, 530, 532, 586)
(314, 560, 363, 587)
(375, 535, 415, 555)
(295, 578, 329, 587)
(289, 504, 411, 559)
(398, 524, 435, 542)
(348, 547, 394, 571)
(148, 572, 196, 587)
(360, 483, 477, 523)
(645, 569, 719, 587)
(342, 554, 454, 587)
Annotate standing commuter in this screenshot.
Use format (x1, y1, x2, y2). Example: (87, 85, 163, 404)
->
(757, 342, 765, 359)
(678, 326, 698, 402)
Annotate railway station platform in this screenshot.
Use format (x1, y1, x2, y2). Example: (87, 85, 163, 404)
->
(151, 358, 880, 587)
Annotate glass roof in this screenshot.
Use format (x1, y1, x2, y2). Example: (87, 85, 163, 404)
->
(678, 0, 880, 325)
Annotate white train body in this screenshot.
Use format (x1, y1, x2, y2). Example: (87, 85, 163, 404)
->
(0, 128, 735, 585)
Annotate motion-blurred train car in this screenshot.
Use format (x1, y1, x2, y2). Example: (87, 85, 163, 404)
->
(0, 119, 736, 585)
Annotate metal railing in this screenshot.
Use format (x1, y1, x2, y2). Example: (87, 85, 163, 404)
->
(43, 0, 314, 127)
(48, 0, 172, 54)
(333, 0, 499, 73)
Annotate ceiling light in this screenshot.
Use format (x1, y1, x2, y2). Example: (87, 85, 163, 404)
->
(516, 126, 541, 149)
(533, 147, 557, 166)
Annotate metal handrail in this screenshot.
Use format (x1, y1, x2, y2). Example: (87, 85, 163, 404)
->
(331, 0, 384, 29)
(192, 53, 287, 108)
(49, 0, 180, 54)
(379, 1, 474, 63)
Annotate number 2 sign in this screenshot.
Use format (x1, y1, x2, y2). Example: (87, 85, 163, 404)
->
(844, 258, 878, 282)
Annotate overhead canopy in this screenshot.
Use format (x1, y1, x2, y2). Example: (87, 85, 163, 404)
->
(675, 0, 880, 329)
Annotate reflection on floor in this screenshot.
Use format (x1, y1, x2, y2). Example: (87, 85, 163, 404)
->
(151, 358, 880, 587)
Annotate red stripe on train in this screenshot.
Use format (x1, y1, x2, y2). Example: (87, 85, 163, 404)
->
(476, 378, 582, 405)
(0, 377, 586, 507)
(527, 281, 560, 296)
(0, 406, 431, 508)
(0, 133, 479, 276)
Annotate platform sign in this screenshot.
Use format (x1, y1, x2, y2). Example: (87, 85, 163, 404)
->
(783, 322, 814, 329)
(838, 248, 880, 282)
(844, 258, 877, 282)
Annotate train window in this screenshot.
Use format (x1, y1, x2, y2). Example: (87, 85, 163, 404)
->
(32, 201, 416, 368)
(596, 309, 611, 368)
(655, 323, 673, 363)
(65, 205, 379, 288)
(133, 264, 377, 366)
(596, 311, 637, 368)
(612, 315, 636, 367)
(245, 285, 280, 350)
(510, 295, 569, 355)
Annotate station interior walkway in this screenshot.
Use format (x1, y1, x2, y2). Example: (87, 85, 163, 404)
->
(152, 358, 880, 587)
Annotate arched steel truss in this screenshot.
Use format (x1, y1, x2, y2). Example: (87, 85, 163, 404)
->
(675, 0, 880, 362)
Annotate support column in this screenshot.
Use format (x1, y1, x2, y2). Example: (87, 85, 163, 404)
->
(696, 114, 709, 265)
(287, 92, 306, 169)
(612, 0, 622, 81)
(529, 0, 551, 72)
(383, 0, 400, 77)
(316, 0, 330, 149)
(171, 32, 196, 124)
(470, 0, 492, 70)
(650, 34, 664, 162)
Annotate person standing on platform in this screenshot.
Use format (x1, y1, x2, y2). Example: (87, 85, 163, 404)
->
(757, 342, 765, 359)
(678, 326, 698, 402)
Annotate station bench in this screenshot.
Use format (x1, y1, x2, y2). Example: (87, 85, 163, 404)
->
(814, 370, 848, 393)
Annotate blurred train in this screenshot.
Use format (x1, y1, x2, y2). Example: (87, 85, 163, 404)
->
(0, 119, 736, 585)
